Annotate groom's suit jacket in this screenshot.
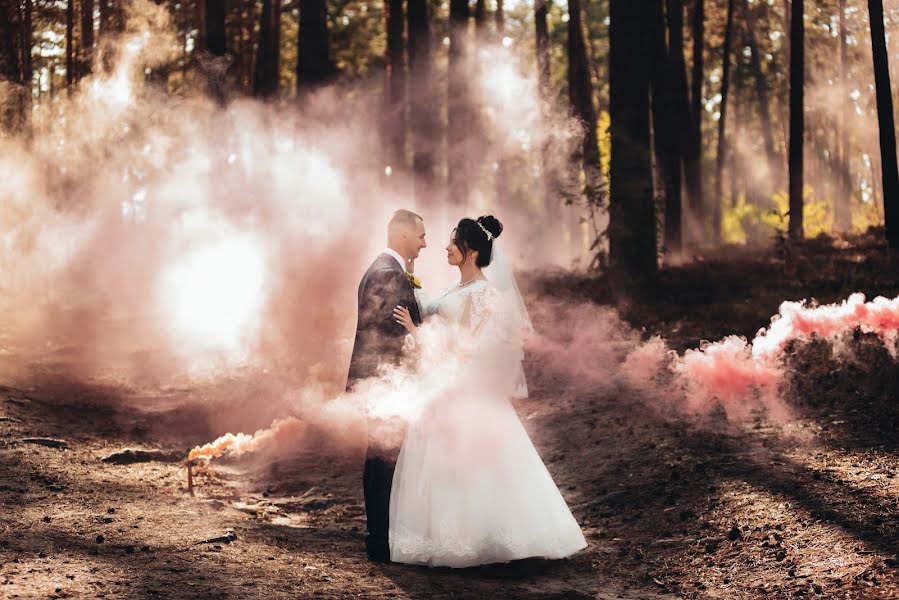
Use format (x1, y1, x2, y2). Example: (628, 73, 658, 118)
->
(346, 253, 422, 391)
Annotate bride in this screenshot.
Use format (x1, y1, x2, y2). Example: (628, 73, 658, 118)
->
(389, 215, 587, 568)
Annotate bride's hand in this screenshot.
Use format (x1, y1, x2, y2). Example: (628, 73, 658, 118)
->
(393, 305, 417, 334)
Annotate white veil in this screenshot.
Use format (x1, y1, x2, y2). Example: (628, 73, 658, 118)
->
(483, 243, 533, 335)
(483, 243, 532, 399)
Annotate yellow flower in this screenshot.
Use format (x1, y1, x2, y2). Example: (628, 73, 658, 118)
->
(404, 272, 422, 289)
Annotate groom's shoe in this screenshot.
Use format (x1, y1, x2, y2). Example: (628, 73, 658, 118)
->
(365, 537, 391, 563)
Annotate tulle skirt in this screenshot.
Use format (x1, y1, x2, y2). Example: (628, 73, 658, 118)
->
(388, 395, 587, 568)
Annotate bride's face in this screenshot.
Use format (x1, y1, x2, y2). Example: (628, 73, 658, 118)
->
(446, 234, 464, 266)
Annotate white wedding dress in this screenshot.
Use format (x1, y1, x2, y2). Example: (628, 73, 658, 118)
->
(388, 277, 587, 568)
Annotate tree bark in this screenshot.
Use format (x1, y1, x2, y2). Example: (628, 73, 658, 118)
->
(867, 0, 899, 248)
(253, 0, 280, 97)
(669, 0, 700, 243)
(384, 0, 406, 171)
(568, 0, 603, 207)
(66, 0, 75, 90)
(81, 0, 95, 78)
(203, 0, 227, 56)
(0, 1, 22, 134)
(535, 0, 553, 213)
(474, 0, 486, 29)
(98, 0, 110, 41)
(835, 0, 851, 232)
(447, 0, 471, 205)
(609, 0, 657, 278)
(713, 0, 735, 244)
(650, 0, 682, 255)
(788, 0, 803, 240)
(495, 0, 509, 207)
(298, 0, 334, 88)
(744, 0, 776, 165)
(407, 0, 436, 196)
(684, 0, 704, 236)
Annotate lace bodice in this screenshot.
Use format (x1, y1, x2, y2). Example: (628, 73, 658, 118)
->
(425, 279, 498, 327)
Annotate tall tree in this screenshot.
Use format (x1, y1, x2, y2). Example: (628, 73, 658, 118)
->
(684, 0, 704, 237)
(536, 0, 550, 102)
(253, 0, 280, 97)
(867, 0, 899, 248)
(0, 0, 30, 135)
(81, 0, 94, 78)
(669, 0, 699, 242)
(835, 0, 851, 232)
(474, 0, 486, 29)
(744, 0, 776, 166)
(609, 0, 656, 277)
(713, 0, 735, 244)
(384, 0, 406, 171)
(98, 0, 111, 40)
(407, 0, 436, 196)
(297, 0, 334, 88)
(66, 0, 75, 90)
(568, 0, 603, 206)
(535, 0, 553, 212)
(788, 0, 803, 240)
(650, 0, 682, 255)
(202, 0, 227, 56)
(495, 0, 504, 32)
(447, 0, 471, 205)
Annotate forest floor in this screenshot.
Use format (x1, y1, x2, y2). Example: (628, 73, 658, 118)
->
(3, 232, 899, 599)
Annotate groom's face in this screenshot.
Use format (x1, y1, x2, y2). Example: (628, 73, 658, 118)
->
(405, 218, 427, 260)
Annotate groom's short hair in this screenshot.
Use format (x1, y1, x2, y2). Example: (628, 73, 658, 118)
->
(388, 209, 423, 232)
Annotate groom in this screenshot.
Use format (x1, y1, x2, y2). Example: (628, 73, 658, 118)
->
(347, 209, 426, 562)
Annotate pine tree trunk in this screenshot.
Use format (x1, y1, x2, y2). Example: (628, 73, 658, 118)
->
(835, 0, 851, 232)
(867, 0, 899, 248)
(683, 0, 704, 237)
(650, 0, 682, 255)
(297, 0, 333, 89)
(535, 0, 553, 213)
(474, 0, 486, 29)
(0, 1, 22, 134)
(568, 0, 603, 207)
(253, 0, 280, 97)
(788, 0, 803, 240)
(98, 0, 111, 45)
(203, 0, 227, 56)
(407, 0, 437, 197)
(609, 0, 657, 278)
(668, 0, 698, 245)
(744, 0, 776, 165)
(66, 0, 75, 90)
(713, 0, 734, 244)
(81, 0, 95, 78)
(447, 0, 471, 205)
(495, 0, 511, 208)
(536, 0, 549, 93)
(23, 0, 32, 85)
(384, 0, 406, 172)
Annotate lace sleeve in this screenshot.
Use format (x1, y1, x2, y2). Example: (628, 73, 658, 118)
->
(461, 284, 501, 334)
(460, 284, 529, 398)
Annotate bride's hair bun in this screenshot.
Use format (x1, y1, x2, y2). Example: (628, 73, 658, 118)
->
(453, 215, 504, 267)
(477, 215, 503, 240)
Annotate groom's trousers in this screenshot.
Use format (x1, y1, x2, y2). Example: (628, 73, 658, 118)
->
(362, 443, 399, 561)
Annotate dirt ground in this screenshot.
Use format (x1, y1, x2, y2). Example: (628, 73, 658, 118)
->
(3, 233, 899, 599)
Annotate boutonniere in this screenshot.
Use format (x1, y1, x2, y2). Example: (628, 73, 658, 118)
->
(404, 272, 422, 289)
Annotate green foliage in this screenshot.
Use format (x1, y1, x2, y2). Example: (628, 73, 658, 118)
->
(721, 185, 834, 244)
